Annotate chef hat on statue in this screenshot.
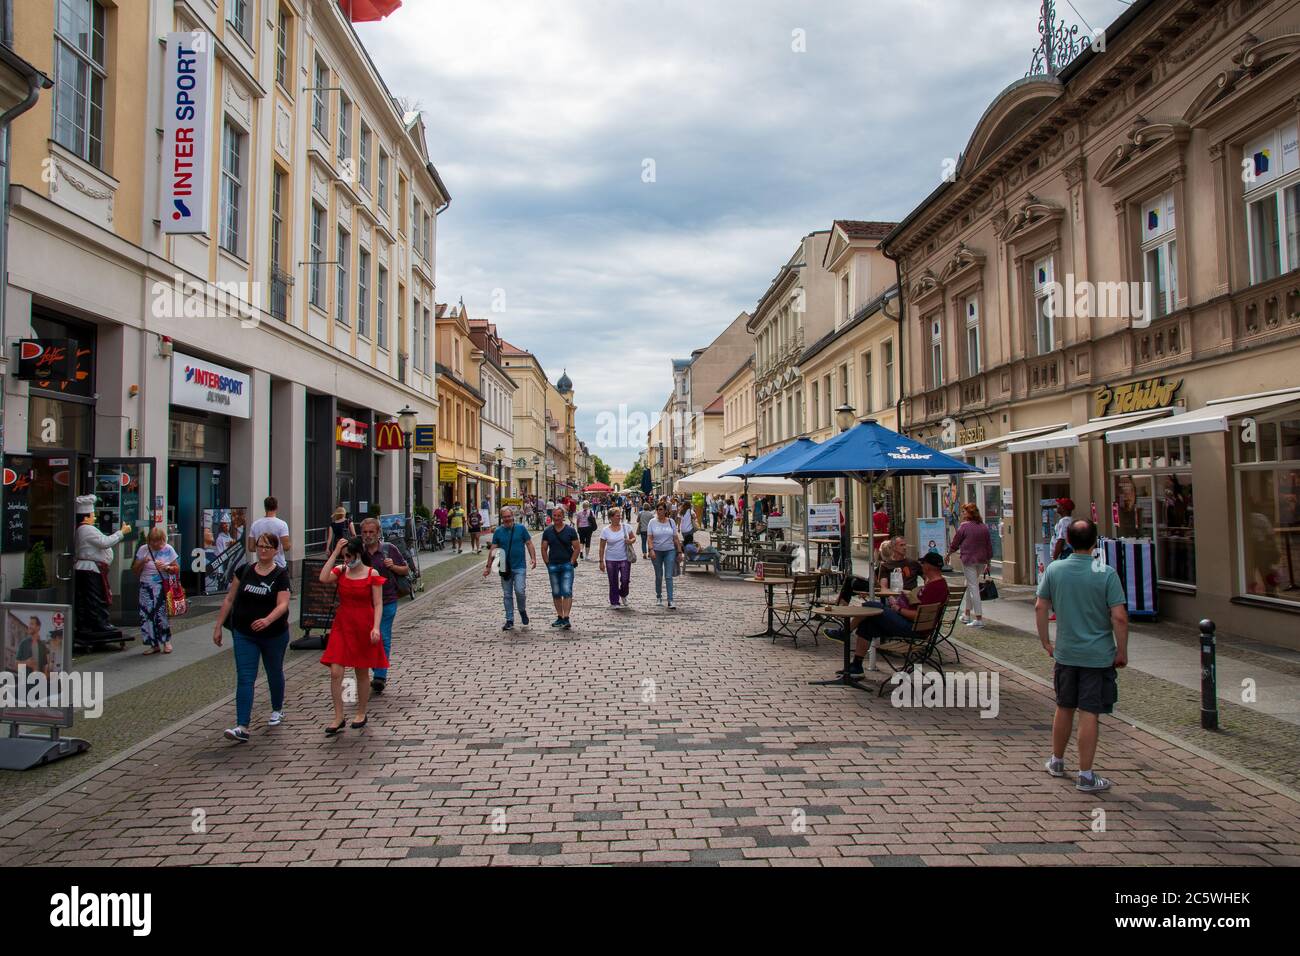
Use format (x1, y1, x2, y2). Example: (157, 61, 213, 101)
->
(75, 494, 98, 515)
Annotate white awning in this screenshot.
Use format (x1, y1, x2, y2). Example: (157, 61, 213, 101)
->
(675, 457, 803, 496)
(1006, 410, 1174, 453)
(1104, 388, 1300, 443)
(949, 423, 1073, 458)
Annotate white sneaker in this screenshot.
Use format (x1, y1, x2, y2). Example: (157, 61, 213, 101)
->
(268, 711, 284, 726)
(224, 726, 249, 743)
(1045, 756, 1066, 778)
(965, 619, 985, 628)
(667, 602, 676, 610)
(656, 597, 663, 607)
(1076, 772, 1112, 793)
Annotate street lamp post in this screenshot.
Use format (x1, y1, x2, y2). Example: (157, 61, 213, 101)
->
(834, 403, 856, 577)
(398, 405, 418, 549)
(494, 444, 504, 519)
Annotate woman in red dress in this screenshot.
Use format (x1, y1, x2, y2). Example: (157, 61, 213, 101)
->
(318, 536, 387, 735)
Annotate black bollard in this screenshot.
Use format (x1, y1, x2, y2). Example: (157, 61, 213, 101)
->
(1199, 619, 1219, 731)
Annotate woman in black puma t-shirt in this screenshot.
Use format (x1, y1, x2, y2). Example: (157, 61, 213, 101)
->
(212, 532, 292, 743)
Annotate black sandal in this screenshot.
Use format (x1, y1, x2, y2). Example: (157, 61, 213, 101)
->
(325, 718, 347, 736)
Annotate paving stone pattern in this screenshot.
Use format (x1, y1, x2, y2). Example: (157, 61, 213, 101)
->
(2, 561, 1299, 867)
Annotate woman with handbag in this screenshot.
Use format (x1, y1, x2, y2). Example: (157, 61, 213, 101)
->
(647, 502, 684, 610)
(599, 506, 637, 609)
(945, 502, 993, 628)
(212, 532, 292, 743)
(131, 527, 182, 654)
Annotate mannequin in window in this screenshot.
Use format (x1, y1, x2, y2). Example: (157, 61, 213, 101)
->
(74, 494, 131, 642)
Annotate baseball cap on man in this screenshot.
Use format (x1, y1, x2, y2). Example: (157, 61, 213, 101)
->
(1056, 497, 1075, 512)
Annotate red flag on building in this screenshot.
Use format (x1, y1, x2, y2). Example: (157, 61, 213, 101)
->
(339, 0, 402, 22)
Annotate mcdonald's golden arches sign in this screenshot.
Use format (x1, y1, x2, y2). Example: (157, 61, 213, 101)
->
(374, 420, 405, 451)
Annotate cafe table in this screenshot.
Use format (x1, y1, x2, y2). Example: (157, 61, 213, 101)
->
(744, 576, 796, 640)
(809, 604, 883, 692)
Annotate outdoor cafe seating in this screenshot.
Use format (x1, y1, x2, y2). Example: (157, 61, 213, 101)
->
(729, 419, 981, 692)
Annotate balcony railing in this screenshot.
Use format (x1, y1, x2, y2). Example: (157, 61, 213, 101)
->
(1028, 355, 1061, 393)
(1132, 313, 1189, 368)
(269, 267, 292, 321)
(1233, 271, 1300, 344)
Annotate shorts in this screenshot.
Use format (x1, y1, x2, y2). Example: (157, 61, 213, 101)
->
(449, 527, 464, 541)
(1054, 663, 1118, 715)
(546, 562, 575, 599)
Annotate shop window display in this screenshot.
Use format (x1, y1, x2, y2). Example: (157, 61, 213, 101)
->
(1234, 417, 1300, 604)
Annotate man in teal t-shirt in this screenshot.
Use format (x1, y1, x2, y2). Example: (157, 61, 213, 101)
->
(1035, 518, 1128, 794)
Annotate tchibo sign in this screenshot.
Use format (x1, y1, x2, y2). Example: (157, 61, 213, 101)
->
(161, 32, 214, 235)
(171, 351, 251, 418)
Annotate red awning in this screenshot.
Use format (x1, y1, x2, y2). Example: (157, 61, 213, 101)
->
(583, 482, 612, 493)
(339, 0, 402, 22)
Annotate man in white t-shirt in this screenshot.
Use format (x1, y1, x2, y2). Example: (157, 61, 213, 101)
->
(248, 496, 292, 569)
(1051, 498, 1076, 561)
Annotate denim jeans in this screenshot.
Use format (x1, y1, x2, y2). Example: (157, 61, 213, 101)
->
(501, 566, 527, 622)
(233, 629, 289, 727)
(651, 548, 677, 602)
(547, 562, 575, 599)
(372, 600, 398, 680)
(639, 530, 649, 556)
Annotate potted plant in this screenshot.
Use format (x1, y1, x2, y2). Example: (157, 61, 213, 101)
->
(11, 541, 59, 604)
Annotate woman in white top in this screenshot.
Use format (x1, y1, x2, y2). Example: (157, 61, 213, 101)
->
(131, 526, 181, 654)
(646, 502, 684, 609)
(599, 507, 638, 608)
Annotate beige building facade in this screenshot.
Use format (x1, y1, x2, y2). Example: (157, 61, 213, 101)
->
(3, 0, 445, 595)
(718, 356, 756, 461)
(882, 0, 1300, 646)
(751, 230, 834, 457)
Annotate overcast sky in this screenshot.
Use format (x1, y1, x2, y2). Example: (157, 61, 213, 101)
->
(356, 0, 1129, 469)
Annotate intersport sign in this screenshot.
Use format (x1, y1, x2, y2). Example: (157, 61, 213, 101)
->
(161, 32, 214, 235)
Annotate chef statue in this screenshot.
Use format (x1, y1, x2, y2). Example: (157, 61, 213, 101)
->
(73, 494, 131, 643)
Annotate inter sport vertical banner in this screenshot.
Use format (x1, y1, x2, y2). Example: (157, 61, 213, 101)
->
(161, 32, 214, 235)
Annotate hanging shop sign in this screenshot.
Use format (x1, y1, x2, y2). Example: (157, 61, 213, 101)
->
(336, 418, 368, 449)
(374, 420, 405, 452)
(171, 352, 251, 418)
(14, 340, 77, 383)
(1093, 377, 1181, 419)
(161, 32, 215, 235)
(413, 425, 436, 454)
(438, 462, 459, 484)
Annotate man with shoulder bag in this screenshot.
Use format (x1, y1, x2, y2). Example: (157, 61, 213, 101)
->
(484, 507, 537, 631)
(358, 517, 408, 694)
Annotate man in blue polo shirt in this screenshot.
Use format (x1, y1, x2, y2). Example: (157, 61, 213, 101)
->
(483, 506, 537, 632)
(1036, 518, 1129, 793)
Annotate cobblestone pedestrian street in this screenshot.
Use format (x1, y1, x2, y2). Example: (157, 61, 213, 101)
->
(3, 562, 1299, 867)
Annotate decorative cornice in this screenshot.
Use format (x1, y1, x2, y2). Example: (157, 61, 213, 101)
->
(999, 192, 1065, 242)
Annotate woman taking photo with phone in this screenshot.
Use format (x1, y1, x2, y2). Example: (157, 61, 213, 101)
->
(318, 536, 387, 735)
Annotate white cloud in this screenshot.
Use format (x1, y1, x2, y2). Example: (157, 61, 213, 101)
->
(355, 0, 1133, 467)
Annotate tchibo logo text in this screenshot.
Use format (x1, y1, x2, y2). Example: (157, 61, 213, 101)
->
(50, 886, 151, 936)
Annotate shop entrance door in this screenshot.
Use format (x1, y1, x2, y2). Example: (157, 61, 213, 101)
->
(1031, 480, 1071, 582)
(25, 455, 86, 606)
(962, 478, 1005, 564)
(168, 463, 229, 592)
(88, 459, 156, 625)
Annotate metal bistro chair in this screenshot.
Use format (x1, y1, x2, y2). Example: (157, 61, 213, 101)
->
(931, 585, 967, 665)
(771, 572, 822, 645)
(875, 602, 945, 696)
